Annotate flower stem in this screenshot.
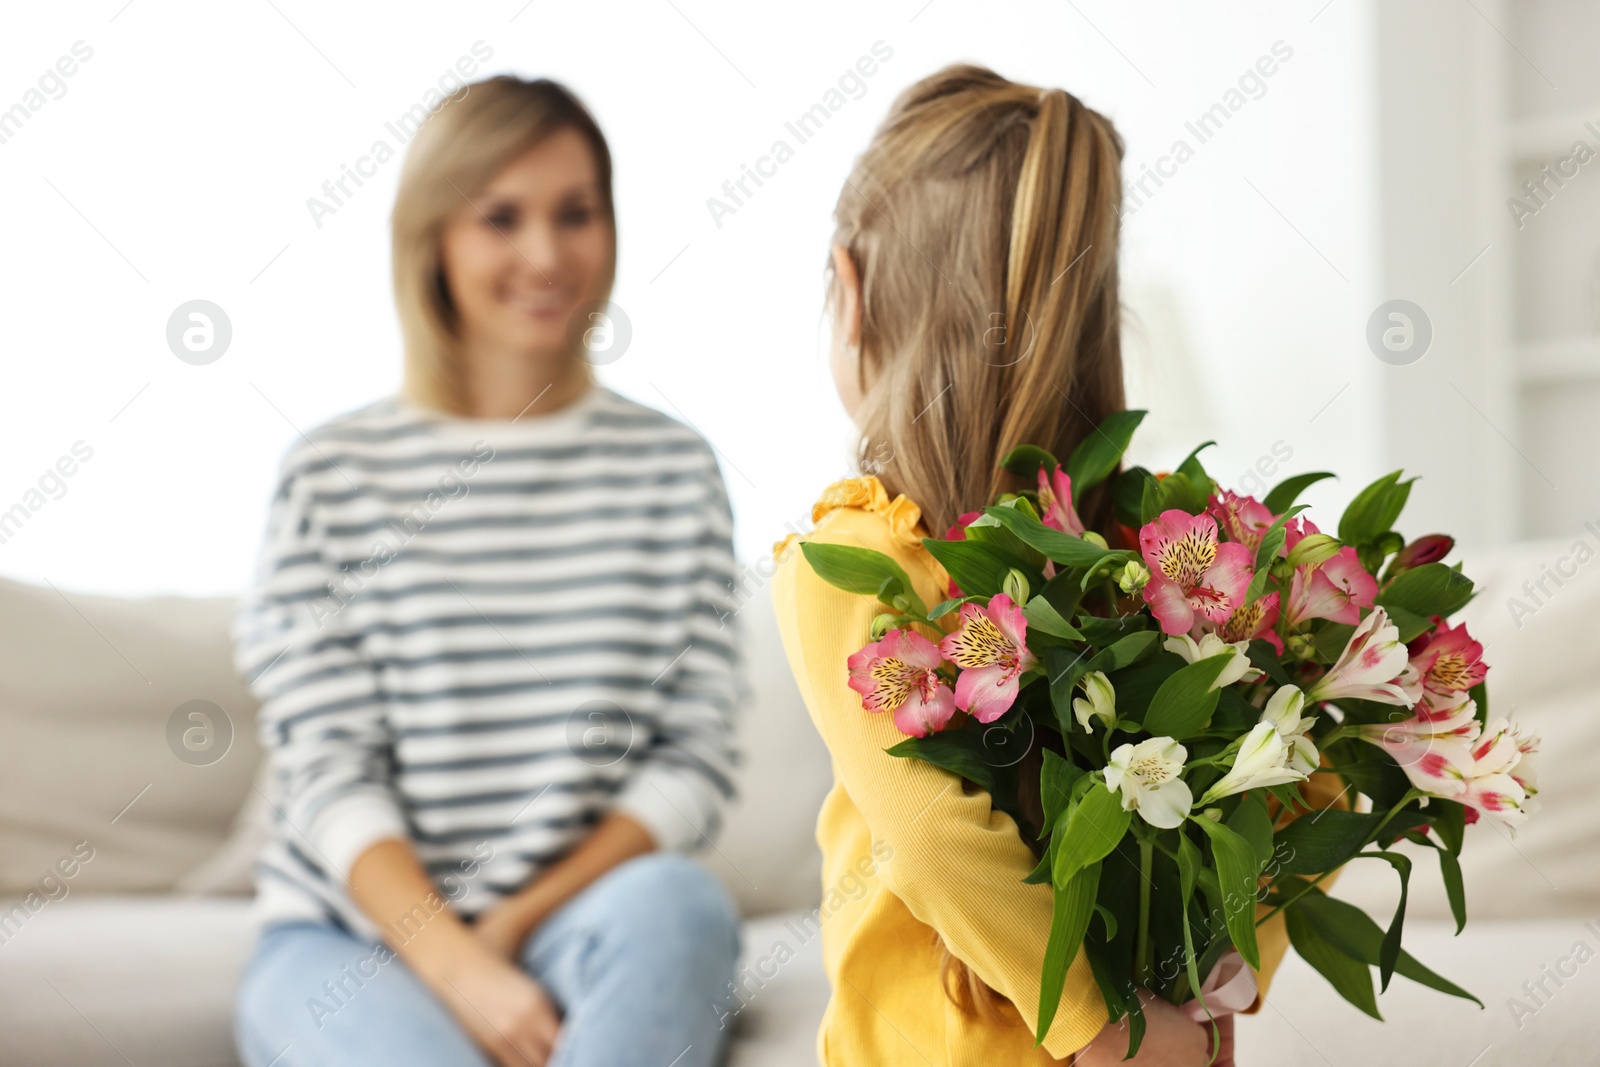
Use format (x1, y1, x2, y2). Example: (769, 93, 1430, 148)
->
(1135, 837, 1154, 986)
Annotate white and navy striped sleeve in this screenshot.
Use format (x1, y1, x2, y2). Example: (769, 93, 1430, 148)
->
(610, 444, 744, 852)
(233, 442, 411, 884)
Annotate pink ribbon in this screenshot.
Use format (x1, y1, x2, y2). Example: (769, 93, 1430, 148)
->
(1179, 950, 1258, 1022)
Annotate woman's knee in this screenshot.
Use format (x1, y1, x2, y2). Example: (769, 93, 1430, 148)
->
(605, 852, 741, 947)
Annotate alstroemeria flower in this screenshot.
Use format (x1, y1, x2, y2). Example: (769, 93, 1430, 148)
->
(1285, 546, 1377, 627)
(1510, 725, 1540, 813)
(944, 510, 983, 541)
(1305, 608, 1419, 707)
(1208, 490, 1276, 555)
(1163, 632, 1262, 689)
(1390, 534, 1454, 575)
(1138, 510, 1254, 636)
(1261, 684, 1319, 776)
(1357, 698, 1480, 796)
(938, 593, 1037, 723)
(1105, 737, 1192, 829)
(1037, 465, 1086, 536)
(1073, 670, 1116, 733)
(1198, 720, 1309, 804)
(847, 629, 956, 738)
(1458, 717, 1530, 827)
(1215, 591, 1284, 655)
(1407, 618, 1488, 715)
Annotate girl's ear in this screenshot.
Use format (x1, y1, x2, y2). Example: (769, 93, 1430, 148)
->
(830, 243, 862, 351)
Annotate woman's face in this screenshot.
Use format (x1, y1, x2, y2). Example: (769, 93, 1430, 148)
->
(439, 126, 614, 363)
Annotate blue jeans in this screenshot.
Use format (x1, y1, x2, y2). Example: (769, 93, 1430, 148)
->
(234, 852, 742, 1066)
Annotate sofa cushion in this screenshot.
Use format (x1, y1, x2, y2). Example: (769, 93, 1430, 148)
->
(0, 577, 262, 896)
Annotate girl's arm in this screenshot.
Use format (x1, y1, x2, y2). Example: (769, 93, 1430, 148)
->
(774, 511, 1109, 1061)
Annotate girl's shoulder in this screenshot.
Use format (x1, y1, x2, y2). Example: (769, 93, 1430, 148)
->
(771, 474, 930, 561)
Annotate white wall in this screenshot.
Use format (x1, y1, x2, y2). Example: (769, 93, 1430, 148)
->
(0, 0, 1379, 597)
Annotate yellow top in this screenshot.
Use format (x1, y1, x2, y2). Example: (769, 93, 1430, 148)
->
(770, 475, 1336, 1066)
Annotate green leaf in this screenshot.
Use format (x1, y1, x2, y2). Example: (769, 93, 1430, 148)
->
(799, 542, 922, 612)
(1227, 792, 1275, 873)
(1192, 816, 1261, 969)
(1036, 862, 1101, 1043)
(1360, 851, 1413, 991)
(1263, 471, 1335, 514)
(983, 503, 1120, 569)
(1177, 441, 1218, 495)
(1001, 444, 1060, 480)
(1175, 833, 1209, 1017)
(1271, 811, 1387, 875)
(1401, 829, 1467, 935)
(1292, 889, 1482, 1007)
(1090, 630, 1161, 673)
(1286, 897, 1381, 1019)
(1038, 749, 1081, 839)
(927, 595, 982, 620)
(1382, 604, 1434, 643)
(1066, 410, 1147, 504)
(1053, 780, 1133, 887)
(1024, 595, 1085, 641)
(1141, 654, 1234, 739)
(1112, 466, 1155, 528)
(921, 537, 1032, 598)
(885, 732, 1003, 795)
(1338, 470, 1414, 546)
(1377, 562, 1475, 621)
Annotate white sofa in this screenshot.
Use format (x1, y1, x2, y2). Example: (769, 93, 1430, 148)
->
(1, 541, 1598, 1065)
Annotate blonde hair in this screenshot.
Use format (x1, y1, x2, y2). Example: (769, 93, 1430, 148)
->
(391, 76, 616, 414)
(829, 63, 1126, 539)
(831, 63, 1126, 1017)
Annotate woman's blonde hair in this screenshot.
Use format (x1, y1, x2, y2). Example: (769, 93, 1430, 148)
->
(391, 76, 615, 414)
(830, 63, 1126, 539)
(831, 63, 1126, 1016)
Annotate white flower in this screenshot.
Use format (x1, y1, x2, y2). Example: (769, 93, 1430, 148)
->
(1198, 721, 1308, 805)
(1261, 684, 1319, 776)
(1105, 737, 1193, 829)
(1073, 671, 1117, 733)
(1305, 608, 1417, 707)
(1164, 632, 1262, 690)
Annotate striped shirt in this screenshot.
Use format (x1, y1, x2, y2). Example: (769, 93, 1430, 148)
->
(232, 382, 742, 940)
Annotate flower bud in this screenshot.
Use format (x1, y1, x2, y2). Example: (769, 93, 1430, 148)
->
(1081, 531, 1109, 550)
(1202, 807, 1223, 822)
(1285, 533, 1341, 569)
(1117, 560, 1150, 595)
(1285, 634, 1316, 661)
(1002, 568, 1031, 605)
(1391, 533, 1453, 575)
(868, 613, 899, 641)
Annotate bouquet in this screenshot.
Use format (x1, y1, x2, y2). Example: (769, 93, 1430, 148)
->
(800, 410, 1538, 1056)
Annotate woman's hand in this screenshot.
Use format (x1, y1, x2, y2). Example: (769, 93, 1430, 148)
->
(421, 941, 562, 1067)
(470, 900, 532, 964)
(1074, 990, 1231, 1067)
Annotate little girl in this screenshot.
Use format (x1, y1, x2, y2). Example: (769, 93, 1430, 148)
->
(773, 64, 1319, 1065)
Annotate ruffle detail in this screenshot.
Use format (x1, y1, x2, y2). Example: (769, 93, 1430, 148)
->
(770, 475, 929, 559)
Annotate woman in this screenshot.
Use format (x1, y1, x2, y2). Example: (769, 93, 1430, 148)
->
(772, 64, 1341, 1065)
(233, 76, 742, 1067)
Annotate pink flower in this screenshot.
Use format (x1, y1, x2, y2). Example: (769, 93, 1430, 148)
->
(1138, 510, 1254, 636)
(1359, 698, 1479, 796)
(1459, 717, 1530, 828)
(938, 593, 1038, 723)
(1306, 607, 1419, 707)
(847, 629, 957, 738)
(1037, 466, 1085, 536)
(1215, 591, 1284, 654)
(944, 511, 983, 541)
(1207, 491, 1275, 554)
(1407, 618, 1488, 715)
(1285, 546, 1378, 627)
